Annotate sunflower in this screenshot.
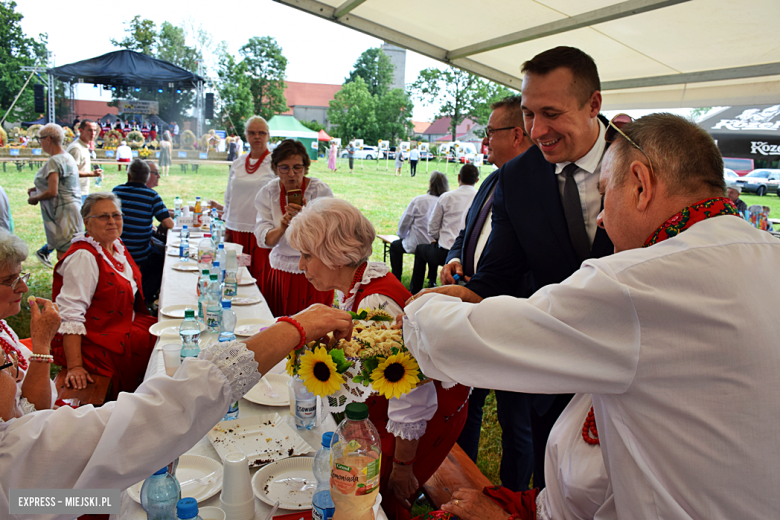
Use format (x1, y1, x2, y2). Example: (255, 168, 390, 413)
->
(297, 347, 343, 397)
(370, 352, 420, 399)
(285, 353, 296, 377)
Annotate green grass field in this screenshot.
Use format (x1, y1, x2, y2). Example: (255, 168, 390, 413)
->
(1, 154, 505, 486)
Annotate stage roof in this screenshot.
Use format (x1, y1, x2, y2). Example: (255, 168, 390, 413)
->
(274, 0, 780, 109)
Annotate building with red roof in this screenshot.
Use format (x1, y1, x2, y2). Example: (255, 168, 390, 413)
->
(282, 81, 341, 129)
(423, 116, 479, 142)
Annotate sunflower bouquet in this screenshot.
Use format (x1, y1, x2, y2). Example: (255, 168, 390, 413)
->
(286, 309, 427, 400)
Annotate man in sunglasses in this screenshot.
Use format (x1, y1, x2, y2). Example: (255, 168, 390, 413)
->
(404, 110, 780, 518)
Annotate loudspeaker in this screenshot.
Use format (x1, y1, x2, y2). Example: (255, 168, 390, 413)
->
(33, 84, 45, 113)
(205, 93, 214, 119)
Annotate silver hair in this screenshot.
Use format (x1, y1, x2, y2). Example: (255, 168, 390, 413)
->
(81, 192, 122, 220)
(39, 123, 65, 146)
(0, 229, 29, 272)
(244, 115, 269, 140)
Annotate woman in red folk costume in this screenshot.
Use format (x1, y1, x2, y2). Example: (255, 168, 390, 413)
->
(288, 198, 471, 520)
(52, 193, 157, 400)
(209, 116, 275, 296)
(253, 139, 334, 316)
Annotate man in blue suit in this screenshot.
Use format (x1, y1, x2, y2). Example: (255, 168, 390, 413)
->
(417, 46, 615, 490)
(440, 96, 537, 492)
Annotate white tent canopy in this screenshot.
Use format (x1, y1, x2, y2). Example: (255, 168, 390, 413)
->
(274, 0, 780, 109)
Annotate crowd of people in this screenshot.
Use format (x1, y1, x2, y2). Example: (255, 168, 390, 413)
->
(0, 43, 779, 520)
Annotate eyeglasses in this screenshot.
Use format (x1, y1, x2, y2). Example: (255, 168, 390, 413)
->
(277, 164, 305, 175)
(39, 135, 50, 141)
(605, 113, 655, 175)
(247, 131, 268, 138)
(1, 350, 19, 380)
(85, 213, 124, 223)
(485, 126, 517, 138)
(0, 272, 30, 291)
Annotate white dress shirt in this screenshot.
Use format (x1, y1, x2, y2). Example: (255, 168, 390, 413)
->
(116, 145, 133, 161)
(555, 120, 607, 245)
(404, 216, 780, 519)
(409, 149, 420, 161)
(397, 194, 438, 253)
(224, 154, 274, 233)
(55, 235, 138, 336)
(428, 185, 477, 250)
(66, 138, 92, 196)
(448, 181, 497, 269)
(253, 178, 333, 273)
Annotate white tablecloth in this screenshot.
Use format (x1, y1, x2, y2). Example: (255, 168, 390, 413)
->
(115, 234, 386, 519)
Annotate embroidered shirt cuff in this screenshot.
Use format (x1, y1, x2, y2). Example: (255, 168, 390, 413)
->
(198, 340, 261, 403)
(386, 418, 427, 440)
(58, 321, 87, 335)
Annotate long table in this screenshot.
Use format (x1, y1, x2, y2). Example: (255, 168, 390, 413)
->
(115, 234, 389, 519)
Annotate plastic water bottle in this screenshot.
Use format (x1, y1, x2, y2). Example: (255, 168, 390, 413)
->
(205, 275, 222, 332)
(218, 300, 237, 343)
(175, 498, 201, 520)
(179, 225, 190, 262)
(197, 233, 216, 269)
(312, 432, 336, 520)
(179, 310, 201, 360)
(197, 269, 210, 321)
(193, 197, 202, 227)
(331, 403, 381, 520)
(140, 467, 181, 520)
(222, 251, 238, 298)
(292, 375, 317, 430)
(174, 197, 182, 220)
(216, 243, 226, 277)
(210, 261, 222, 285)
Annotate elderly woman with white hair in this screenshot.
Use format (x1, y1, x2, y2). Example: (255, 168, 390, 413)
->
(51, 192, 157, 400)
(254, 139, 334, 316)
(0, 229, 58, 422)
(210, 116, 276, 296)
(26, 123, 83, 260)
(288, 198, 471, 520)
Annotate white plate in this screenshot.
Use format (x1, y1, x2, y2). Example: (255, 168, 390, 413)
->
(160, 304, 198, 319)
(127, 454, 223, 504)
(167, 247, 196, 257)
(207, 413, 315, 468)
(251, 457, 315, 511)
(172, 262, 200, 272)
(231, 294, 263, 306)
(234, 318, 275, 337)
(150, 319, 206, 337)
(243, 374, 290, 407)
(237, 277, 257, 286)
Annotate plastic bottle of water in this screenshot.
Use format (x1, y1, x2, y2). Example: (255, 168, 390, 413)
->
(179, 310, 201, 360)
(174, 197, 182, 220)
(216, 243, 226, 278)
(222, 251, 238, 299)
(218, 300, 237, 343)
(193, 197, 202, 227)
(197, 270, 210, 321)
(179, 225, 190, 262)
(197, 233, 216, 269)
(292, 375, 317, 430)
(205, 275, 222, 332)
(210, 261, 223, 285)
(175, 498, 202, 520)
(140, 467, 181, 520)
(312, 432, 336, 520)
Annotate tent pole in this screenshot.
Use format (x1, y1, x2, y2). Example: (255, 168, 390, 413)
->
(196, 79, 204, 138)
(0, 66, 38, 126)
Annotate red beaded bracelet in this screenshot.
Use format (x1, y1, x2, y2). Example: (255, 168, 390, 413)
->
(277, 316, 306, 350)
(392, 456, 417, 466)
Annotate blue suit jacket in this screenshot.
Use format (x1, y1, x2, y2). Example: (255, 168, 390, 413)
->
(446, 169, 500, 266)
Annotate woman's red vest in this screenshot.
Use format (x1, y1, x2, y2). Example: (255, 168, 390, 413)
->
(349, 271, 412, 312)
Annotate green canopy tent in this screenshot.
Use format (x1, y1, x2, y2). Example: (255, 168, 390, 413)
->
(267, 115, 319, 160)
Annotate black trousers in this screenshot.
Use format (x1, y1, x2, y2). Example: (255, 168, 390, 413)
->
(410, 160, 418, 176)
(137, 247, 165, 306)
(410, 243, 448, 294)
(389, 239, 408, 281)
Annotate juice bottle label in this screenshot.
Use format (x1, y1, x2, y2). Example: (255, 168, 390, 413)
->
(331, 462, 359, 494)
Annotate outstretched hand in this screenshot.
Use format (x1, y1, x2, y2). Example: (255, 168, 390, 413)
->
(404, 285, 483, 307)
(294, 304, 353, 342)
(442, 488, 510, 520)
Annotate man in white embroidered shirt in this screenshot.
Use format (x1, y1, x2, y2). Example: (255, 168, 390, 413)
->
(409, 164, 478, 294)
(403, 113, 780, 519)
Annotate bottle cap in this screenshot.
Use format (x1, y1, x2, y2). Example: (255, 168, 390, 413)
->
(204, 233, 212, 237)
(183, 225, 188, 229)
(202, 269, 210, 275)
(176, 497, 198, 519)
(196, 196, 201, 199)
(210, 274, 218, 280)
(213, 261, 220, 267)
(184, 309, 195, 319)
(153, 467, 168, 475)
(321, 431, 335, 448)
(221, 300, 232, 309)
(218, 243, 224, 249)
(345, 402, 369, 420)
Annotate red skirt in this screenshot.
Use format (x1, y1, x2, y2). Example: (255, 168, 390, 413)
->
(367, 382, 471, 520)
(266, 267, 334, 316)
(225, 229, 271, 298)
(52, 314, 157, 400)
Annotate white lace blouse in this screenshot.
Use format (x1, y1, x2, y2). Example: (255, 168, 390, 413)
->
(55, 234, 138, 336)
(253, 178, 333, 274)
(338, 262, 437, 441)
(224, 154, 275, 233)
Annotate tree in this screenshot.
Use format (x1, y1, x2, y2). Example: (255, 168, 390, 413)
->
(375, 88, 413, 144)
(216, 49, 253, 135)
(411, 67, 513, 140)
(345, 48, 395, 98)
(327, 77, 378, 142)
(0, 1, 48, 122)
(110, 15, 156, 55)
(239, 37, 288, 120)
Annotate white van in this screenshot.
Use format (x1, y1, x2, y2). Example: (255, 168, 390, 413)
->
(453, 142, 477, 163)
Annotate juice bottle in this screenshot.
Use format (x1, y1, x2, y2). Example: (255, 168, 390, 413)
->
(193, 197, 202, 227)
(330, 403, 381, 520)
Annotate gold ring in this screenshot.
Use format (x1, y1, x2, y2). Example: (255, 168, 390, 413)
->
(454, 499, 459, 506)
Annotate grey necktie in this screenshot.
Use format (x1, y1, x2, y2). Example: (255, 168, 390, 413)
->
(561, 163, 591, 262)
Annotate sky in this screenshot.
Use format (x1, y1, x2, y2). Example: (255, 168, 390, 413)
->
(15, 0, 696, 124)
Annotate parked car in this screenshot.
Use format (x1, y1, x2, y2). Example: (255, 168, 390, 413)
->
(734, 169, 780, 196)
(341, 145, 379, 160)
(724, 168, 739, 181)
(382, 147, 396, 160)
(723, 157, 755, 176)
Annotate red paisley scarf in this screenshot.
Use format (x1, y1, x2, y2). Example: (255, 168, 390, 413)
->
(644, 197, 739, 247)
